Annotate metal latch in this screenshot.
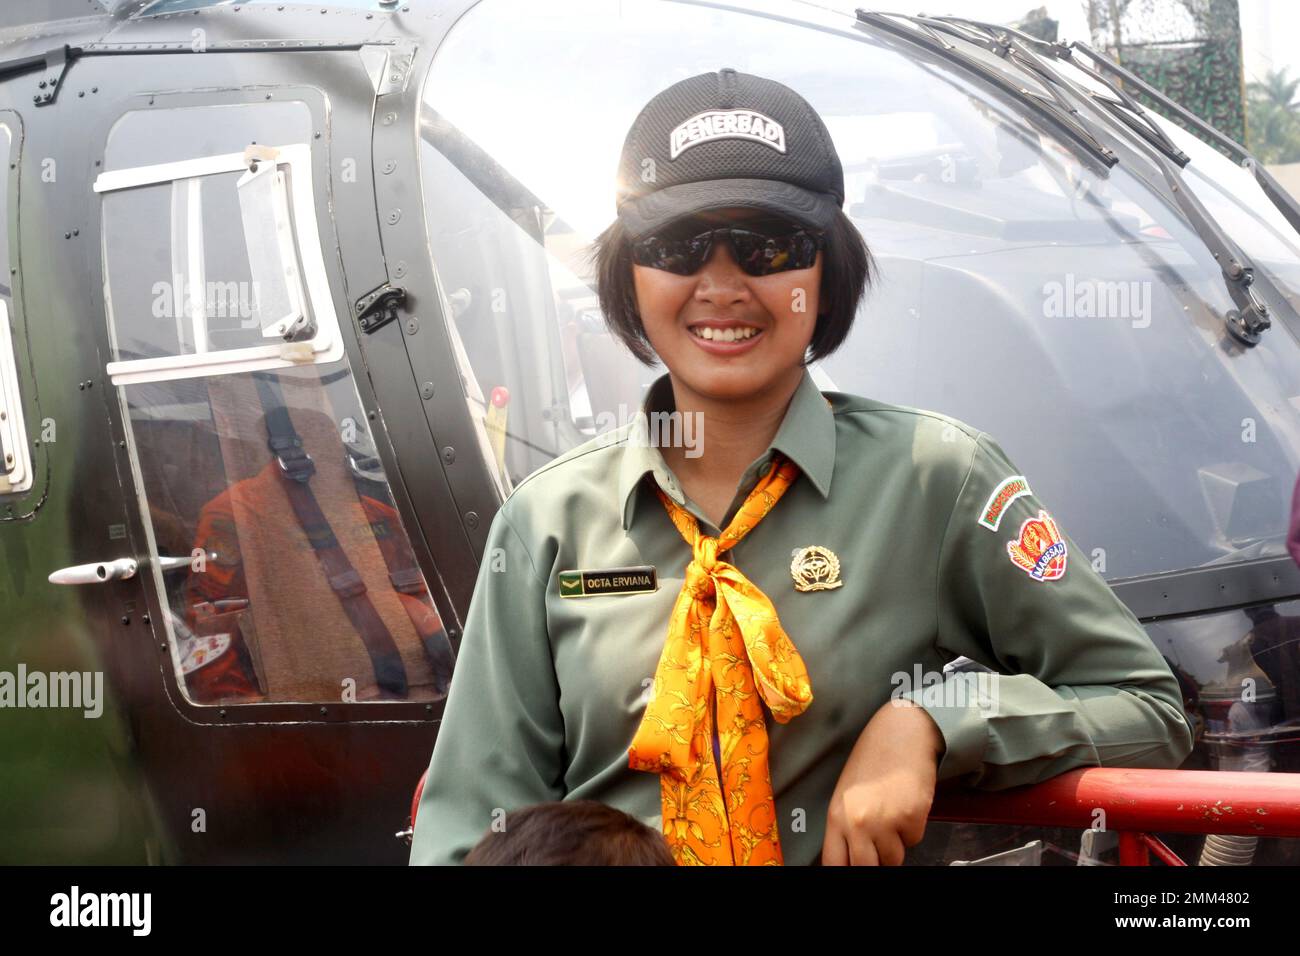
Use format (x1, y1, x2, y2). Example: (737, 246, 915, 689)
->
(354, 284, 407, 335)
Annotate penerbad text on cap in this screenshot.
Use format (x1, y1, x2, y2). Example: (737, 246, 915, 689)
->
(669, 109, 786, 160)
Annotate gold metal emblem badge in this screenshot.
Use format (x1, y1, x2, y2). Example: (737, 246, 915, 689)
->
(790, 545, 842, 592)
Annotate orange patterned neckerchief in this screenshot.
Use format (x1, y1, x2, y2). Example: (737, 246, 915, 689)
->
(627, 452, 814, 865)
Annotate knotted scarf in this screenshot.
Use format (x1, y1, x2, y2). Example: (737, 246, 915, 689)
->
(627, 453, 813, 865)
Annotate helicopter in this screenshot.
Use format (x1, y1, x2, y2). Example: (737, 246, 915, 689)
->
(2, 0, 1300, 866)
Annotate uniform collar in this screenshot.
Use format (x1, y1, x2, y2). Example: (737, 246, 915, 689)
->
(617, 366, 836, 531)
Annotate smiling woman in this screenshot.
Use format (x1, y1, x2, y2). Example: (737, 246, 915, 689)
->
(410, 66, 1193, 868)
(418, 0, 1300, 586)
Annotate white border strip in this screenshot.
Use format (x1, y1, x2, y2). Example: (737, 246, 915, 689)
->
(93, 152, 248, 193)
(185, 177, 208, 355)
(0, 300, 33, 493)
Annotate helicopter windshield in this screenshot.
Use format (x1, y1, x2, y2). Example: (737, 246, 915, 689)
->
(416, 0, 1300, 582)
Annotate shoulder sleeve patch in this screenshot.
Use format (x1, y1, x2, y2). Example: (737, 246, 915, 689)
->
(978, 474, 1032, 531)
(1006, 510, 1068, 582)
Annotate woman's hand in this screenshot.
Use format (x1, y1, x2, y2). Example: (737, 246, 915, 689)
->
(821, 698, 944, 866)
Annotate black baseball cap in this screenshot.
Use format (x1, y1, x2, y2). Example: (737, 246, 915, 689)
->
(615, 67, 845, 241)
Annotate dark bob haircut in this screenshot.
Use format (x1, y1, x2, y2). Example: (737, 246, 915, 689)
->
(583, 209, 874, 367)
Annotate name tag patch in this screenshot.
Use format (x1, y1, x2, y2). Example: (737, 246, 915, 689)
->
(559, 565, 659, 598)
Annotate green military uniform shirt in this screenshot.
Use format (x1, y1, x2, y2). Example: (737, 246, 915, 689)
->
(409, 367, 1193, 865)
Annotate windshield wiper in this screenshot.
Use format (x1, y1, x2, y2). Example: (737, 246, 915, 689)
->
(925, 16, 1191, 167)
(855, 11, 1118, 170)
(855, 10, 1275, 345)
(1067, 39, 1300, 243)
(926, 15, 1273, 345)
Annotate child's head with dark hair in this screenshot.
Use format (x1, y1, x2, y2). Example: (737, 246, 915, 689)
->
(463, 800, 676, 865)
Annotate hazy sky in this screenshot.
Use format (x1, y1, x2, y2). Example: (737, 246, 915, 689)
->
(1239, 0, 1300, 86)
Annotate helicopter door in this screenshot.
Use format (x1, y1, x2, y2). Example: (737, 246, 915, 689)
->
(87, 101, 454, 708)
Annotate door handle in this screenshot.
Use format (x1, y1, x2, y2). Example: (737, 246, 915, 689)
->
(48, 558, 138, 585)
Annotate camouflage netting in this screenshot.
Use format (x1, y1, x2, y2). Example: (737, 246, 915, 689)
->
(1017, 2, 1246, 155)
(1083, 0, 1246, 153)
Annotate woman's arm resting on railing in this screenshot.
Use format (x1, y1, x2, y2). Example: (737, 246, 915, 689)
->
(897, 431, 1195, 791)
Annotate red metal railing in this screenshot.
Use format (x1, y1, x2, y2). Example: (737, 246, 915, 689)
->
(929, 767, 1300, 864)
(411, 769, 427, 834)
(406, 767, 1300, 863)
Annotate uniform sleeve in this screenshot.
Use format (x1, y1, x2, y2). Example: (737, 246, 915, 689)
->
(408, 503, 566, 864)
(897, 431, 1194, 790)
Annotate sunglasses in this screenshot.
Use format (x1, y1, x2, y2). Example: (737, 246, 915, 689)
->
(630, 217, 825, 277)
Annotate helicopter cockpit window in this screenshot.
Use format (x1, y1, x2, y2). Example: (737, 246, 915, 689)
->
(97, 110, 454, 707)
(418, 0, 1300, 582)
(0, 121, 32, 495)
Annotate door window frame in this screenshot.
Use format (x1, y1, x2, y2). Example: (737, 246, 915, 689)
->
(94, 143, 344, 386)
